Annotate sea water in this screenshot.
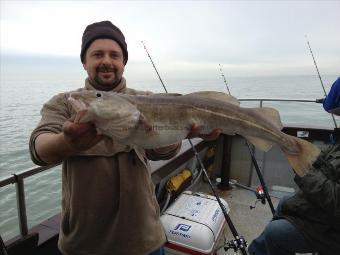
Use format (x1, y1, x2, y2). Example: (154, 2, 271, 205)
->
(0, 68, 339, 240)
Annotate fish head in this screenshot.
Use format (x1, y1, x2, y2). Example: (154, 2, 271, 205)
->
(69, 90, 132, 119)
(68, 90, 141, 139)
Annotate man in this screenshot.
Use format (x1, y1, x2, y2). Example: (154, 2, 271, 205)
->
(29, 21, 219, 255)
(248, 77, 340, 255)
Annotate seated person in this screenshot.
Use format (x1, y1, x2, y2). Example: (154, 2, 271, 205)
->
(323, 77, 340, 115)
(248, 77, 340, 255)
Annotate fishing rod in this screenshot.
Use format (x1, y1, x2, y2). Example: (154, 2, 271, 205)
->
(305, 35, 338, 128)
(142, 41, 247, 254)
(141, 41, 168, 93)
(219, 64, 231, 95)
(218, 65, 276, 215)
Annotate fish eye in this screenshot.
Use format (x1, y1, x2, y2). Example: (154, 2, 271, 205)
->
(96, 93, 102, 98)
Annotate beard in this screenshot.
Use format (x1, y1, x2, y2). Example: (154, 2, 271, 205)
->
(92, 64, 122, 91)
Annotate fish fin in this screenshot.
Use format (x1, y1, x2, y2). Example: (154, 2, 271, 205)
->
(283, 137, 321, 176)
(138, 113, 153, 132)
(244, 135, 273, 152)
(187, 91, 240, 106)
(249, 107, 283, 130)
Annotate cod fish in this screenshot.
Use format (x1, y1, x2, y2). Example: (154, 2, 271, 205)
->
(68, 90, 320, 175)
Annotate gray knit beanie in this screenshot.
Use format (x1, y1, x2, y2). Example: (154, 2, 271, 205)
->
(80, 21, 128, 64)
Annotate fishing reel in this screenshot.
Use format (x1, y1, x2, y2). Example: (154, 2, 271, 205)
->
(223, 236, 247, 253)
(250, 186, 266, 210)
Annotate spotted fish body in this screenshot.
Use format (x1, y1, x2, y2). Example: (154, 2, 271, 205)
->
(69, 90, 320, 175)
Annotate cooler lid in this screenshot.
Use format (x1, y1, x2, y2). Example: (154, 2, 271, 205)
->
(161, 191, 229, 253)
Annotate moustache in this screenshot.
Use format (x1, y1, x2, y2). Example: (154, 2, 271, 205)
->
(97, 65, 115, 73)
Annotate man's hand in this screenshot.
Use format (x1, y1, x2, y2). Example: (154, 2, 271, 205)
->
(62, 120, 103, 152)
(35, 118, 103, 164)
(187, 124, 222, 141)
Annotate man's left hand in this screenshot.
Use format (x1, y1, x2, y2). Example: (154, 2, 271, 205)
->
(187, 124, 222, 141)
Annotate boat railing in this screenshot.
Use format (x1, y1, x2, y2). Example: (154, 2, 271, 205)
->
(241, 98, 337, 128)
(239, 98, 317, 106)
(0, 97, 329, 240)
(0, 164, 59, 238)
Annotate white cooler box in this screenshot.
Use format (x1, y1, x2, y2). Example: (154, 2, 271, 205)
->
(161, 191, 230, 255)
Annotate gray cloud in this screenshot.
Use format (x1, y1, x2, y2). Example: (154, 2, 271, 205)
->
(1, 1, 339, 77)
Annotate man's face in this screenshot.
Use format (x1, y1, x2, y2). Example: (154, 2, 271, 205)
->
(83, 39, 125, 91)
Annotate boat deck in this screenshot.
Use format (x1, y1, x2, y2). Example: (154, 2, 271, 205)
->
(2, 128, 330, 254)
(190, 181, 279, 254)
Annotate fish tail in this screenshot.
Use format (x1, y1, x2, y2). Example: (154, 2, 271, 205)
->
(283, 136, 321, 176)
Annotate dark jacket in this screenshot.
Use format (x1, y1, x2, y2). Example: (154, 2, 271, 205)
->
(281, 143, 340, 255)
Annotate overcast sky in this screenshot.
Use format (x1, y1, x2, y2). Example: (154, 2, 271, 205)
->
(1, 1, 339, 79)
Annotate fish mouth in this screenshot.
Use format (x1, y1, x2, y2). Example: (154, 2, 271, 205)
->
(68, 95, 88, 112)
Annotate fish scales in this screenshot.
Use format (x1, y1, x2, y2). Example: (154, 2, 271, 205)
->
(130, 94, 288, 148)
(68, 90, 321, 175)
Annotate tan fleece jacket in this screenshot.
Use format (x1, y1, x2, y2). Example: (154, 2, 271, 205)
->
(29, 78, 181, 255)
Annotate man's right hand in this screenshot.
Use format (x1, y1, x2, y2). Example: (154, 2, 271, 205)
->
(62, 120, 103, 152)
(35, 120, 103, 164)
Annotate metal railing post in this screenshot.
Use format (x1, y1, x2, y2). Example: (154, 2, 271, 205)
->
(0, 234, 9, 255)
(13, 174, 28, 236)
